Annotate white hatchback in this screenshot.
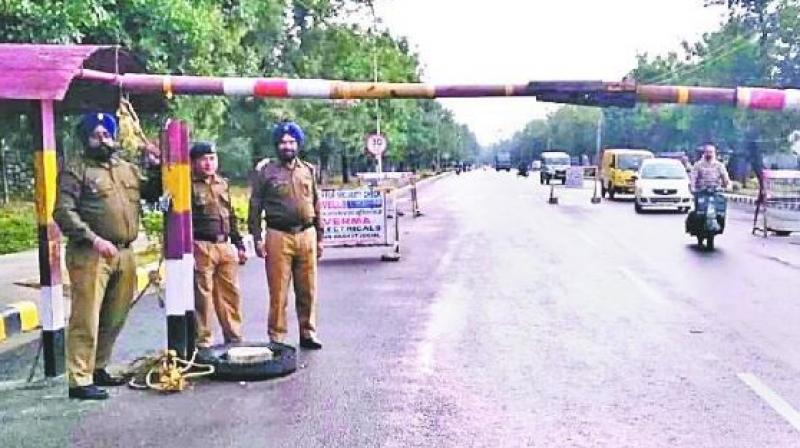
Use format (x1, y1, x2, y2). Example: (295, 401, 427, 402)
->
(634, 158, 693, 213)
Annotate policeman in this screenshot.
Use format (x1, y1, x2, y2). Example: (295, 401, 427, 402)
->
(190, 141, 246, 349)
(248, 121, 323, 350)
(54, 112, 160, 400)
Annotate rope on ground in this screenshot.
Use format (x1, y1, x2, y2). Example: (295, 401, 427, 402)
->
(127, 349, 215, 393)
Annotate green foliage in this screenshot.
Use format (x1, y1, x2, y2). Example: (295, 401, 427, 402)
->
(0, 202, 37, 255)
(141, 209, 163, 245)
(1, 0, 477, 186)
(493, 0, 800, 167)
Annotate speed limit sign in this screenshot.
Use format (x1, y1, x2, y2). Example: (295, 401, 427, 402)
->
(366, 133, 388, 157)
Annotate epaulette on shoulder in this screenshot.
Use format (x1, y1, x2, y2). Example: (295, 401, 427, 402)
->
(300, 159, 316, 173)
(62, 159, 87, 178)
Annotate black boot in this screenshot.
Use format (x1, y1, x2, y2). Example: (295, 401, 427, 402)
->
(93, 369, 127, 387)
(68, 384, 109, 400)
(299, 337, 323, 350)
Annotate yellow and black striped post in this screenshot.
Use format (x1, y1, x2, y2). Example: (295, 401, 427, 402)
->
(162, 119, 195, 358)
(32, 100, 65, 377)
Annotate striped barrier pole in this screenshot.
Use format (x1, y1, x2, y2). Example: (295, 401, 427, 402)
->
(31, 100, 65, 377)
(74, 70, 800, 112)
(162, 119, 194, 358)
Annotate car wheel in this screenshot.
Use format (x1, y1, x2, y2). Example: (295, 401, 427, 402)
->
(635, 202, 643, 214)
(706, 234, 715, 250)
(608, 185, 615, 199)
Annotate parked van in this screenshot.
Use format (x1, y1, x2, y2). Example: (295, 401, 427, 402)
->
(539, 151, 571, 185)
(600, 148, 654, 198)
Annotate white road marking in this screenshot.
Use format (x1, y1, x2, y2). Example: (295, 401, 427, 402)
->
(576, 231, 598, 248)
(618, 267, 663, 302)
(738, 373, 800, 432)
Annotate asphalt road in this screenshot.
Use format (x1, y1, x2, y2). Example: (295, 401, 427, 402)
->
(3, 169, 800, 447)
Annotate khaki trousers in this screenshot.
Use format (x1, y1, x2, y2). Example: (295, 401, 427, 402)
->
(66, 244, 136, 387)
(193, 241, 243, 348)
(265, 227, 318, 342)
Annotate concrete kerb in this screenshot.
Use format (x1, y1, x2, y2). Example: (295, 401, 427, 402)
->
(724, 193, 800, 211)
(0, 259, 162, 349)
(0, 301, 39, 343)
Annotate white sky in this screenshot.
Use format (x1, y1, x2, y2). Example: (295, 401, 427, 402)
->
(373, 0, 727, 145)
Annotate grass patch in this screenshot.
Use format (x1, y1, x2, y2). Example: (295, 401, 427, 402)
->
(0, 201, 37, 255)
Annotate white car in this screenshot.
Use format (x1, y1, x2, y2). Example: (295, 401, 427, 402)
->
(634, 158, 693, 213)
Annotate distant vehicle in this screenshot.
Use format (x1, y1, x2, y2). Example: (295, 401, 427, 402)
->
(531, 160, 542, 171)
(494, 151, 512, 171)
(633, 158, 692, 213)
(539, 151, 571, 185)
(600, 148, 654, 198)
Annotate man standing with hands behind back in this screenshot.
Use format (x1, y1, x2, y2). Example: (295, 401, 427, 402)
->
(248, 121, 324, 350)
(190, 141, 247, 350)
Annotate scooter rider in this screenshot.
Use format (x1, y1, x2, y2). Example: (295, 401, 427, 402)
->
(690, 143, 731, 192)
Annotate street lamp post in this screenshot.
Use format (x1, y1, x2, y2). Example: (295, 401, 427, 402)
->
(591, 112, 603, 204)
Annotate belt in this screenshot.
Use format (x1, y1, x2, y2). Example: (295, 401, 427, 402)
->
(195, 234, 228, 243)
(267, 223, 314, 234)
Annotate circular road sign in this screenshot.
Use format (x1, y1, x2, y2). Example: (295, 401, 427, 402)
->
(366, 133, 388, 157)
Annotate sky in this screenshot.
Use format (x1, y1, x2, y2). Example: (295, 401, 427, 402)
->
(373, 0, 727, 146)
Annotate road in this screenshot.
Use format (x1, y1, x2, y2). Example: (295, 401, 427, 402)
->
(2, 169, 800, 447)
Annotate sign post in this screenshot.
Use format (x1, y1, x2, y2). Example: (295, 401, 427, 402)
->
(366, 133, 387, 173)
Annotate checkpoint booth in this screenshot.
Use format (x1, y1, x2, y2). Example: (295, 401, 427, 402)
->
(753, 169, 800, 236)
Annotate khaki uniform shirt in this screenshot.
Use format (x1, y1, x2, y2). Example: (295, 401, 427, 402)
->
(192, 173, 244, 250)
(691, 159, 730, 190)
(248, 158, 322, 242)
(54, 155, 152, 246)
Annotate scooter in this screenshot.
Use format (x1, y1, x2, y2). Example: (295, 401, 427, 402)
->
(685, 188, 727, 249)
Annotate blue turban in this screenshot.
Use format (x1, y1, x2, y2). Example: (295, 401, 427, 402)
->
(272, 121, 305, 146)
(78, 112, 118, 143)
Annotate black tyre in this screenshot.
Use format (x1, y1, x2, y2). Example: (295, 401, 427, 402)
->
(707, 234, 715, 250)
(608, 185, 615, 199)
(635, 202, 643, 214)
(195, 341, 297, 382)
(696, 236, 704, 247)
(775, 231, 791, 237)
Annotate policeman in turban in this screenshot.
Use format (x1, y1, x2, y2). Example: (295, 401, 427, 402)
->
(248, 121, 324, 349)
(54, 112, 161, 400)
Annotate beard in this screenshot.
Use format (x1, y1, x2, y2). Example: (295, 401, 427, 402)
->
(278, 148, 297, 161)
(86, 140, 118, 160)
